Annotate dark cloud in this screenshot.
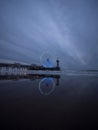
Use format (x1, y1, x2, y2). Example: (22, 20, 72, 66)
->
(0, 0, 98, 69)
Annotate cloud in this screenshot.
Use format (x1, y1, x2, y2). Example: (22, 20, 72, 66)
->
(0, 0, 97, 68)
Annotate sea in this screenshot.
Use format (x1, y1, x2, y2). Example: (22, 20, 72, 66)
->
(0, 70, 98, 130)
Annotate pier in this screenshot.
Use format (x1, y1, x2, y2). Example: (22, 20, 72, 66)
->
(0, 59, 60, 73)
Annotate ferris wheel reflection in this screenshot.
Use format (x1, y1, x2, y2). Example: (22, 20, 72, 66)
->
(39, 77, 60, 96)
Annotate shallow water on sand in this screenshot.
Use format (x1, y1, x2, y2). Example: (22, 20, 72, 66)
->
(0, 71, 98, 130)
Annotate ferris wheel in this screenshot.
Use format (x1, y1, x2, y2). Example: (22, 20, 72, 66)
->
(40, 52, 55, 68)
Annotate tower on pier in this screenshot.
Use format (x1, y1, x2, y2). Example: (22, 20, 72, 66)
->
(56, 58, 59, 68)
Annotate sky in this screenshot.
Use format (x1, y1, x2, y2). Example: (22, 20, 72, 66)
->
(0, 0, 98, 69)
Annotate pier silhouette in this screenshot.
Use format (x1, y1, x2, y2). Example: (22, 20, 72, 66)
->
(0, 59, 60, 71)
